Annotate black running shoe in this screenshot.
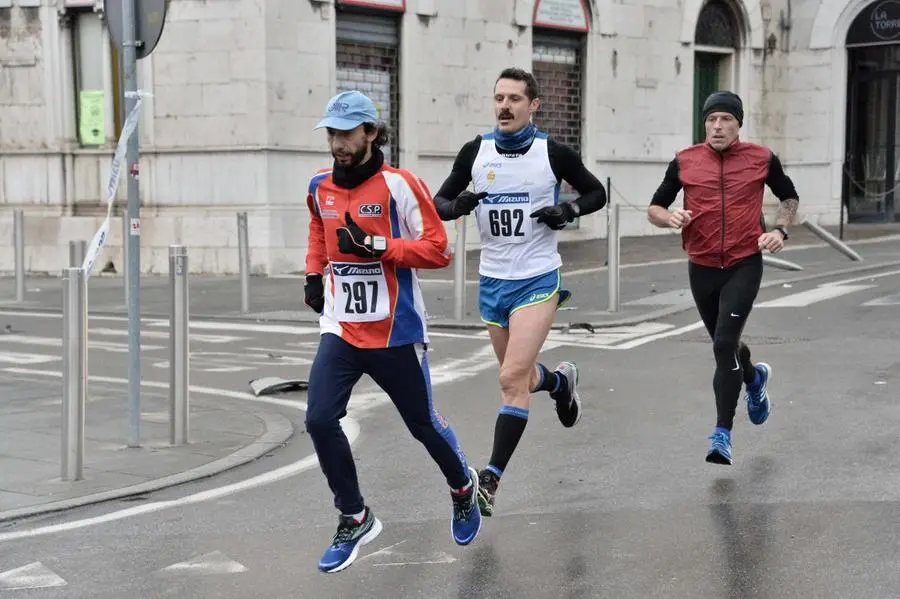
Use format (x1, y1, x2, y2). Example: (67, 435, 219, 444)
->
(477, 469, 500, 517)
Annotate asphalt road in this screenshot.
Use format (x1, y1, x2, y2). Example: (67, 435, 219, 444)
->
(1, 265, 899, 598)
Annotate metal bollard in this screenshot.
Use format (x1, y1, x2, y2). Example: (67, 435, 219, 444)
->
(607, 203, 621, 312)
(453, 217, 467, 321)
(237, 212, 250, 313)
(61, 267, 87, 481)
(763, 254, 804, 271)
(169, 245, 190, 445)
(801, 218, 863, 262)
(14, 210, 24, 303)
(69, 240, 87, 268)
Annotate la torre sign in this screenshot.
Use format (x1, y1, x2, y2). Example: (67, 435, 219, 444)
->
(848, 0, 900, 46)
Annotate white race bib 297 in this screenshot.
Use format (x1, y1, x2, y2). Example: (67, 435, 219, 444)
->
(477, 192, 532, 244)
(331, 262, 390, 322)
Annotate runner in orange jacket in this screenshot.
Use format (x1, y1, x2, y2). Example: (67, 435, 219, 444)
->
(302, 90, 482, 574)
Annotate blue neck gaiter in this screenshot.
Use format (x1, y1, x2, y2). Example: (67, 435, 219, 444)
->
(493, 122, 537, 152)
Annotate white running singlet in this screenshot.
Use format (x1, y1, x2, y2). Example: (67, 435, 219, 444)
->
(470, 131, 562, 280)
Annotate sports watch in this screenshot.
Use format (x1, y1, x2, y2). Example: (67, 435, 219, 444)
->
(772, 225, 789, 240)
(366, 235, 387, 252)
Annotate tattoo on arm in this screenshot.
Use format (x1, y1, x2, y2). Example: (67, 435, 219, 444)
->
(775, 198, 799, 227)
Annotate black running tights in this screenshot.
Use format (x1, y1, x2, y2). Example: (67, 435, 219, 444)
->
(688, 253, 764, 430)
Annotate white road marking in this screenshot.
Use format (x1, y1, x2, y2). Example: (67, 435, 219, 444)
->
(0, 334, 164, 353)
(359, 538, 457, 567)
(150, 351, 313, 372)
(160, 551, 247, 575)
(610, 321, 707, 349)
(819, 268, 900, 287)
(89, 328, 246, 344)
(546, 322, 676, 349)
(0, 341, 514, 542)
(372, 554, 457, 567)
(148, 321, 321, 336)
(0, 562, 67, 590)
(863, 293, 900, 306)
(756, 284, 876, 308)
(0, 352, 59, 365)
(0, 310, 166, 325)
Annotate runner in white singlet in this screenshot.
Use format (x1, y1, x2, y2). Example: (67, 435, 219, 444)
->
(433, 68, 608, 517)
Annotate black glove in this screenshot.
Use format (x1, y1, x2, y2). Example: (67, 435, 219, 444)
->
(450, 191, 487, 218)
(304, 274, 324, 313)
(530, 202, 578, 230)
(337, 212, 385, 258)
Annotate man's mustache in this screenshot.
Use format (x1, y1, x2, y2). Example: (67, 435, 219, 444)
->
(498, 112, 513, 119)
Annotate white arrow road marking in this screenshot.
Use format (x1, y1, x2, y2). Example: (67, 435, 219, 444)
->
(863, 293, 900, 306)
(160, 551, 247, 575)
(372, 553, 457, 567)
(357, 539, 456, 567)
(0, 562, 67, 590)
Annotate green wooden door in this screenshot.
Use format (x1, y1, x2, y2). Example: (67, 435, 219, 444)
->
(693, 52, 721, 144)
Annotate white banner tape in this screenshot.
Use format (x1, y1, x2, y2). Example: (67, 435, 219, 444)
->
(81, 90, 152, 278)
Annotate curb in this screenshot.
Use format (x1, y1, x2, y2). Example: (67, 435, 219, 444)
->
(0, 406, 295, 524)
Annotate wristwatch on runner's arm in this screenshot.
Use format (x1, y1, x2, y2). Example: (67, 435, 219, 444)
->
(772, 225, 789, 240)
(365, 235, 388, 253)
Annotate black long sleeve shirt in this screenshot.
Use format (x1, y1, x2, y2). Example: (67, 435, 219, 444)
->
(649, 151, 799, 209)
(434, 135, 607, 220)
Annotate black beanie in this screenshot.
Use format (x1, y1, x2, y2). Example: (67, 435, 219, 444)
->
(702, 91, 743, 127)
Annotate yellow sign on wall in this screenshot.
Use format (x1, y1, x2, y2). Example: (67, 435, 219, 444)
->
(79, 90, 105, 146)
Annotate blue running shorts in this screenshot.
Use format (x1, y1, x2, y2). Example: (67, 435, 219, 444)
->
(478, 268, 571, 328)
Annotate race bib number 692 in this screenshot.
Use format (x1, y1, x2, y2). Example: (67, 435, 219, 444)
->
(478, 192, 531, 244)
(331, 262, 390, 323)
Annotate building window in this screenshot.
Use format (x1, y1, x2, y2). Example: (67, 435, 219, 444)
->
(693, 0, 741, 144)
(533, 31, 586, 227)
(69, 6, 122, 146)
(335, 9, 401, 167)
(532, 33, 585, 155)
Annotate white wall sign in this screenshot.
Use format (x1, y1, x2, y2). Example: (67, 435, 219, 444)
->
(338, 0, 405, 12)
(63, 0, 96, 7)
(533, 0, 589, 32)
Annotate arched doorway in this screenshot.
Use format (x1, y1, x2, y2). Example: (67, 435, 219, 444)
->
(693, 0, 742, 144)
(843, 0, 900, 222)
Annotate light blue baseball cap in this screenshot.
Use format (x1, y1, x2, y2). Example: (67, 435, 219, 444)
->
(314, 90, 379, 130)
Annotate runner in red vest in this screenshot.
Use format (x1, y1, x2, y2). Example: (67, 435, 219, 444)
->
(647, 91, 800, 465)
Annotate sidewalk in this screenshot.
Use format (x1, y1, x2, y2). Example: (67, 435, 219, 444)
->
(0, 371, 293, 523)
(0, 224, 899, 330)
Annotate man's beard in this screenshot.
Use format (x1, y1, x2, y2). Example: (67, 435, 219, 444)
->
(334, 145, 369, 169)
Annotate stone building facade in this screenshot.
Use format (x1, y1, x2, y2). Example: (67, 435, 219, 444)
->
(0, 0, 892, 274)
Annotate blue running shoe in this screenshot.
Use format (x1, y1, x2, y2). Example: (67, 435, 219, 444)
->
(318, 507, 383, 573)
(745, 362, 772, 425)
(705, 428, 733, 465)
(450, 467, 482, 545)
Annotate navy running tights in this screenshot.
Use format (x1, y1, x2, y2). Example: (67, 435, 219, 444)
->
(305, 333, 471, 515)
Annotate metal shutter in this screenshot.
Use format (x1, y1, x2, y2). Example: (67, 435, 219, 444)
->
(336, 11, 399, 47)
